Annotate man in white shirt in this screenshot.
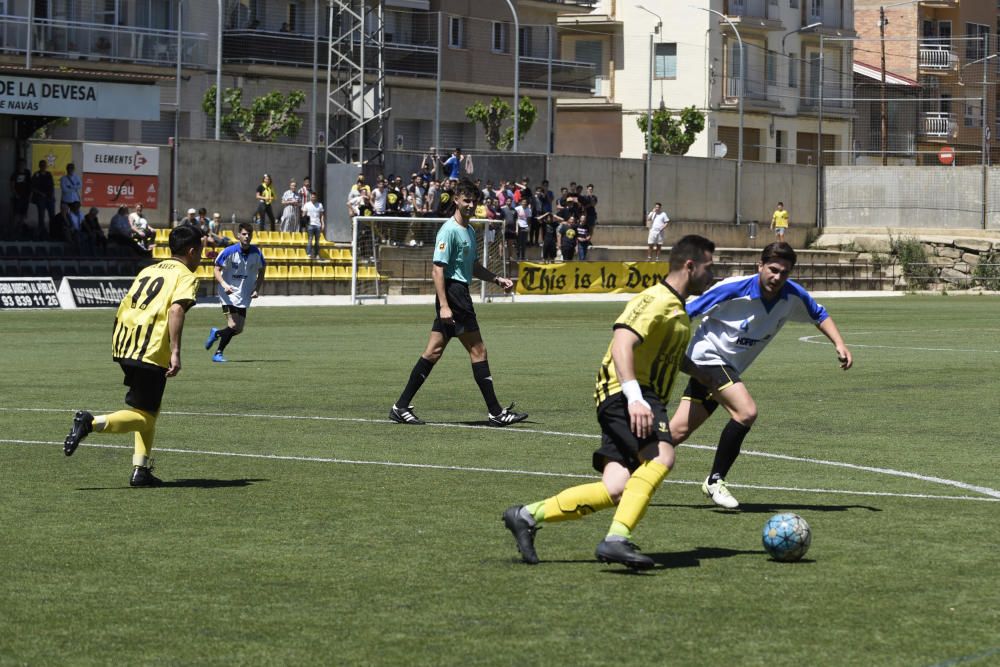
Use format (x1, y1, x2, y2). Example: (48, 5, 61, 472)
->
(204, 222, 266, 363)
(301, 191, 326, 259)
(514, 196, 531, 261)
(645, 202, 670, 261)
(279, 179, 301, 232)
(668, 242, 853, 509)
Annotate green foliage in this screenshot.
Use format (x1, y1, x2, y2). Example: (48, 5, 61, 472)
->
(465, 96, 537, 151)
(972, 249, 1000, 288)
(202, 84, 306, 142)
(635, 105, 706, 156)
(889, 233, 936, 287)
(30, 117, 71, 140)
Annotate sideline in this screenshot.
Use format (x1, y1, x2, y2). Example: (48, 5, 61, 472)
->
(3, 405, 998, 501)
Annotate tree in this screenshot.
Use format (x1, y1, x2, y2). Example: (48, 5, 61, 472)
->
(465, 96, 537, 151)
(635, 105, 706, 156)
(202, 85, 306, 142)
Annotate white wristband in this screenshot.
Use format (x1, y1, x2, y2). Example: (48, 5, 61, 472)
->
(621, 380, 644, 404)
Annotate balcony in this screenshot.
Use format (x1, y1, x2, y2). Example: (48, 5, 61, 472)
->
(919, 42, 957, 71)
(724, 0, 783, 30)
(0, 15, 211, 68)
(920, 111, 957, 138)
(519, 57, 596, 94)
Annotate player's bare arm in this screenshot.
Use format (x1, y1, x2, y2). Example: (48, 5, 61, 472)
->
(252, 268, 265, 299)
(214, 265, 234, 294)
(610, 327, 652, 438)
(432, 263, 452, 323)
(817, 317, 853, 369)
(166, 302, 187, 377)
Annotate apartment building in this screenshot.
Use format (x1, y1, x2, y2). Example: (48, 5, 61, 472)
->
(855, 0, 999, 165)
(557, 0, 856, 164)
(0, 1, 596, 160)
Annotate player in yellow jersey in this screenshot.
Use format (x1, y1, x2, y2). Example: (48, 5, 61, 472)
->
(770, 201, 789, 241)
(63, 225, 204, 486)
(503, 235, 716, 569)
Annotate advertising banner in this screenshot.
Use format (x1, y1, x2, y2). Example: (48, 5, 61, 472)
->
(30, 143, 73, 180)
(0, 76, 159, 120)
(516, 261, 672, 295)
(83, 143, 159, 175)
(59, 277, 133, 308)
(82, 173, 159, 209)
(0, 278, 60, 309)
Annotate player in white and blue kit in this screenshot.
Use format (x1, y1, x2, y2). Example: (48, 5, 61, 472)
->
(669, 242, 853, 508)
(204, 222, 266, 362)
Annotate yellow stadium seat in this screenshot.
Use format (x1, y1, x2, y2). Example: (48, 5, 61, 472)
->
(288, 265, 308, 280)
(155, 228, 170, 243)
(195, 265, 214, 280)
(334, 266, 350, 280)
(314, 265, 336, 280)
(153, 246, 170, 259)
(289, 231, 307, 245)
(265, 264, 288, 280)
(268, 247, 287, 261)
(338, 249, 353, 263)
(289, 247, 309, 260)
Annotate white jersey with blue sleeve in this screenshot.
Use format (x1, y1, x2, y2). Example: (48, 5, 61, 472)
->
(685, 275, 828, 373)
(215, 244, 266, 308)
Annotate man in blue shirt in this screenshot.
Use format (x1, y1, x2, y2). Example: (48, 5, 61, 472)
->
(389, 178, 527, 427)
(441, 147, 463, 182)
(204, 222, 267, 362)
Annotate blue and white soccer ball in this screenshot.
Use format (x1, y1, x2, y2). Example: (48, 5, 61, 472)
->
(762, 513, 812, 562)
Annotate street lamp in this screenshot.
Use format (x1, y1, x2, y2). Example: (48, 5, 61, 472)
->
(502, 0, 520, 152)
(636, 4, 662, 214)
(781, 22, 822, 56)
(698, 6, 744, 225)
(958, 49, 998, 167)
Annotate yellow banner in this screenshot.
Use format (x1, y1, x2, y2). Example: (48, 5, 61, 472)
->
(516, 261, 672, 295)
(31, 143, 73, 179)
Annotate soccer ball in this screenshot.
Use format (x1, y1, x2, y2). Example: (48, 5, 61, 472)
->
(762, 513, 812, 562)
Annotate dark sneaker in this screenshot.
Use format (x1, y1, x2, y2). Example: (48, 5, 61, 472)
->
(595, 538, 655, 570)
(502, 505, 539, 565)
(488, 403, 528, 427)
(204, 327, 219, 350)
(64, 410, 94, 457)
(389, 404, 425, 425)
(129, 465, 163, 487)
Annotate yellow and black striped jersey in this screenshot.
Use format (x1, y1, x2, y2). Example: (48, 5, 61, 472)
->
(112, 259, 198, 369)
(594, 282, 692, 405)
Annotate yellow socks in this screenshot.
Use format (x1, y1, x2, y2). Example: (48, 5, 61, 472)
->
(607, 461, 670, 539)
(98, 409, 157, 467)
(531, 482, 615, 524)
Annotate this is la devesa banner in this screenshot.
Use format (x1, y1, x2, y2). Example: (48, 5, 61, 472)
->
(516, 261, 672, 295)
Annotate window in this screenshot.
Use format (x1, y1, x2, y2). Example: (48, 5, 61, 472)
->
(790, 0, 799, 7)
(775, 130, 785, 163)
(788, 58, 799, 88)
(654, 42, 677, 79)
(519, 26, 532, 57)
(965, 100, 982, 128)
(966, 23, 989, 60)
(809, 0, 823, 22)
(766, 50, 777, 84)
(491, 21, 508, 53)
(448, 16, 465, 49)
(288, 2, 299, 32)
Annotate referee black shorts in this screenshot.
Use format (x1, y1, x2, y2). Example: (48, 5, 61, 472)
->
(680, 357, 742, 415)
(592, 388, 673, 473)
(222, 304, 248, 318)
(432, 278, 480, 339)
(119, 361, 168, 414)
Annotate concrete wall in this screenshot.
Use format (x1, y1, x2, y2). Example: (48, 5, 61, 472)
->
(825, 166, 986, 229)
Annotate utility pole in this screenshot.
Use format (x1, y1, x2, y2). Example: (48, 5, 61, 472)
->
(879, 4, 888, 166)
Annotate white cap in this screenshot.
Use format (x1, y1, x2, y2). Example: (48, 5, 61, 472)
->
(187, 208, 197, 215)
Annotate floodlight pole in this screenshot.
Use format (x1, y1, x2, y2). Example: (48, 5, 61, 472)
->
(503, 0, 520, 152)
(637, 5, 662, 215)
(702, 7, 744, 225)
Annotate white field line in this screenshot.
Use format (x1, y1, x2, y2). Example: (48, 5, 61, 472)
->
(3, 406, 999, 501)
(798, 333, 1000, 354)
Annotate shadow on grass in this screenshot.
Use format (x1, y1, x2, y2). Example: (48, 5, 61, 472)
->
(219, 360, 291, 364)
(652, 502, 882, 513)
(454, 419, 538, 427)
(535, 545, 763, 574)
(76, 478, 268, 491)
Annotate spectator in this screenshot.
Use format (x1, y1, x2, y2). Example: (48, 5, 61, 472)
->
(66, 201, 84, 250)
(255, 173, 277, 231)
(372, 177, 388, 216)
(51, 203, 69, 243)
(420, 147, 438, 181)
(280, 179, 301, 232)
(575, 214, 592, 261)
(109, 205, 143, 254)
(582, 183, 599, 240)
(199, 208, 230, 250)
(81, 207, 107, 255)
(441, 147, 462, 181)
(558, 216, 577, 263)
(540, 204, 559, 264)
(514, 196, 531, 261)
(771, 201, 789, 242)
(297, 177, 313, 232)
(130, 204, 155, 251)
(60, 162, 82, 209)
(9, 158, 32, 235)
(646, 202, 670, 261)
(301, 191, 326, 259)
(279, 22, 291, 33)
(31, 159, 55, 239)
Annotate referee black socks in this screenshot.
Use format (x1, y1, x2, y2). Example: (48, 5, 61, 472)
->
(397, 356, 435, 409)
(472, 360, 502, 416)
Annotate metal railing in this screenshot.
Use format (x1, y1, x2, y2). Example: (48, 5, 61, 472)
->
(0, 15, 211, 68)
(920, 111, 957, 138)
(919, 42, 956, 70)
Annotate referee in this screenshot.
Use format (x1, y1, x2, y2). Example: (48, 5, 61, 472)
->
(389, 178, 527, 427)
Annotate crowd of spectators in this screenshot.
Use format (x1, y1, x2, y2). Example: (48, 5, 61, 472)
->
(343, 147, 600, 263)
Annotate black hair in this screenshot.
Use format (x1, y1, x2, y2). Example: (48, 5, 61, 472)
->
(238, 221, 254, 234)
(760, 242, 797, 267)
(169, 224, 203, 256)
(454, 177, 481, 203)
(668, 235, 716, 271)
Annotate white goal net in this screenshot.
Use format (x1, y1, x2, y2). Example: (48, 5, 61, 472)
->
(350, 216, 513, 304)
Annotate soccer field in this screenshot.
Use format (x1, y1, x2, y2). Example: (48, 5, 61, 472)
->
(1, 296, 998, 666)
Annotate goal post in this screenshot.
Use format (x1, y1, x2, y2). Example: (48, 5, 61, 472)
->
(351, 216, 514, 304)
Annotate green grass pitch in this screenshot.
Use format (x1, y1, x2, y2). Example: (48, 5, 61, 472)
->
(1, 296, 998, 666)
